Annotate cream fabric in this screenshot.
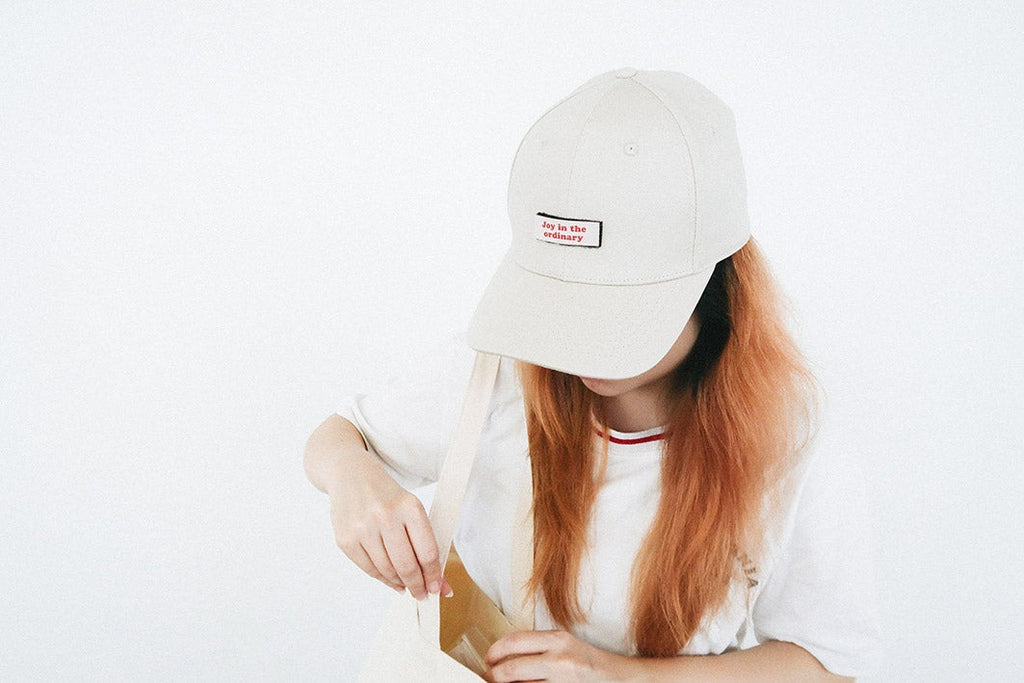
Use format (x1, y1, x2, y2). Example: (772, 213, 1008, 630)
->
(359, 352, 511, 682)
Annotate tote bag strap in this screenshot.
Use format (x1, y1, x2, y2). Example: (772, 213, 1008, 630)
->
(418, 351, 501, 643)
(509, 465, 535, 631)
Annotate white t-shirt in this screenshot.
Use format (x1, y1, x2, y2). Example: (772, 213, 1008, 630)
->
(339, 339, 882, 677)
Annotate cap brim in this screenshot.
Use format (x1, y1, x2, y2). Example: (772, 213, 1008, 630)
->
(466, 254, 714, 380)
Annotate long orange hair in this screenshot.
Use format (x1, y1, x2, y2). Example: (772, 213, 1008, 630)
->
(517, 238, 818, 656)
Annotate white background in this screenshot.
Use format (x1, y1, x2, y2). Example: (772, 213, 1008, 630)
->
(2, 2, 1022, 681)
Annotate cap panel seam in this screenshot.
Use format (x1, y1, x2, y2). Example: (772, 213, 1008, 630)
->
(510, 258, 715, 286)
(562, 80, 618, 277)
(506, 76, 616, 240)
(631, 75, 699, 272)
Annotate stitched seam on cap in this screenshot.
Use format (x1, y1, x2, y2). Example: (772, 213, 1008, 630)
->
(564, 80, 617, 277)
(512, 258, 711, 285)
(506, 78, 612, 229)
(632, 75, 699, 272)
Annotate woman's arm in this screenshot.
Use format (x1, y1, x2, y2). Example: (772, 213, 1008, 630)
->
(621, 640, 851, 682)
(484, 630, 852, 682)
(303, 414, 451, 599)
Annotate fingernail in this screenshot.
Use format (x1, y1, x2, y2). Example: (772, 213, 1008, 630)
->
(428, 581, 440, 594)
(443, 587, 454, 598)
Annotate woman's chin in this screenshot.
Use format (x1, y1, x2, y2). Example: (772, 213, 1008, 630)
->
(579, 377, 624, 397)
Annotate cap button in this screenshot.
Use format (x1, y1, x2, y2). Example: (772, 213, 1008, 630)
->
(614, 67, 638, 79)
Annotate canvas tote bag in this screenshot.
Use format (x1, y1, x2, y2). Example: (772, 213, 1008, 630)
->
(359, 352, 535, 681)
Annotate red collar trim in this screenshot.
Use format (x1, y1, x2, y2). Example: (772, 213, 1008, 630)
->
(595, 429, 666, 446)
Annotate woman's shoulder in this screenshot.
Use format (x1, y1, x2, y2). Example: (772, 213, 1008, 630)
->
(764, 437, 871, 553)
(791, 437, 869, 508)
(753, 437, 882, 677)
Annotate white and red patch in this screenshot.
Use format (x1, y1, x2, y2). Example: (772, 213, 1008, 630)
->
(533, 213, 602, 247)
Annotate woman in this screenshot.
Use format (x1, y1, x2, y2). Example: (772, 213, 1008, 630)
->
(305, 68, 881, 680)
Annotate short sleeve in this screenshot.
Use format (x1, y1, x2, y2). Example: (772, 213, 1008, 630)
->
(751, 450, 884, 677)
(336, 336, 476, 490)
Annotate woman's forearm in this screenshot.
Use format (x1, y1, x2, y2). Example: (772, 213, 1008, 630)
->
(486, 630, 852, 682)
(303, 413, 453, 599)
(303, 413, 383, 496)
(609, 641, 851, 682)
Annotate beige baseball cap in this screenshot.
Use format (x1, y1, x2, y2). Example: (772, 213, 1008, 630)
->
(467, 68, 751, 380)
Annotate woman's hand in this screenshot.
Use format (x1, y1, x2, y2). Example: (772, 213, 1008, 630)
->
(306, 414, 452, 600)
(484, 630, 631, 682)
(483, 632, 849, 682)
(329, 466, 453, 600)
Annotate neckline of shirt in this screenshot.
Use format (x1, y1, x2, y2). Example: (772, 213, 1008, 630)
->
(596, 425, 667, 446)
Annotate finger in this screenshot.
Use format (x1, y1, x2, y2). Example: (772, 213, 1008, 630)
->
(486, 652, 548, 683)
(361, 536, 404, 589)
(381, 523, 428, 599)
(485, 630, 555, 668)
(348, 543, 405, 593)
(403, 505, 444, 594)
